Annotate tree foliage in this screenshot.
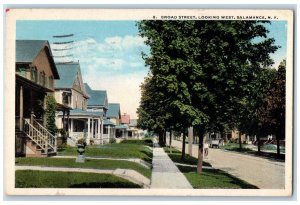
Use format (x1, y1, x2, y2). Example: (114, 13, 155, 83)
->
(137, 20, 279, 172)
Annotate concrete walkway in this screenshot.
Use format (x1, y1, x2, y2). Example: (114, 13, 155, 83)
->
(53, 156, 151, 169)
(150, 141, 193, 189)
(15, 165, 150, 188)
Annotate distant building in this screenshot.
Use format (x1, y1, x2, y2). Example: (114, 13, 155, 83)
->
(55, 63, 103, 146)
(121, 113, 130, 124)
(128, 119, 144, 139)
(84, 83, 108, 144)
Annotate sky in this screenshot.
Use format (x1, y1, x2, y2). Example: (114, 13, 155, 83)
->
(16, 20, 287, 119)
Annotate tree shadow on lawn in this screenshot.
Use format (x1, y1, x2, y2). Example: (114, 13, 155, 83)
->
(140, 149, 153, 163)
(177, 165, 258, 189)
(164, 147, 212, 167)
(69, 182, 141, 188)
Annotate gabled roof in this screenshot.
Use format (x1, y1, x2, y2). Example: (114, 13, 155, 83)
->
(55, 63, 80, 89)
(16, 40, 46, 63)
(84, 83, 107, 107)
(16, 40, 59, 79)
(107, 103, 121, 118)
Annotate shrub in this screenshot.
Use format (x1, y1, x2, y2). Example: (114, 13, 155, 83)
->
(58, 142, 68, 150)
(120, 138, 153, 146)
(45, 95, 57, 135)
(77, 138, 85, 145)
(109, 138, 116, 144)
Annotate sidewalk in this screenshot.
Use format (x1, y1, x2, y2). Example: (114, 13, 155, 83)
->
(150, 141, 193, 189)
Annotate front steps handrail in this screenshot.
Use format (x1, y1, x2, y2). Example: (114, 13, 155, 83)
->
(24, 119, 48, 154)
(23, 119, 57, 154)
(32, 118, 57, 152)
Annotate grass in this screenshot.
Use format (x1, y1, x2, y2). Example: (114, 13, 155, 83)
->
(220, 143, 254, 153)
(220, 142, 285, 161)
(164, 147, 212, 167)
(15, 157, 151, 179)
(164, 147, 258, 189)
(177, 165, 258, 189)
(58, 139, 153, 163)
(15, 170, 141, 188)
(120, 138, 153, 147)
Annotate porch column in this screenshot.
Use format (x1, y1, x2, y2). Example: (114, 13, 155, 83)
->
(62, 110, 65, 130)
(101, 119, 104, 144)
(97, 118, 101, 142)
(70, 119, 73, 136)
(91, 118, 94, 139)
(87, 118, 91, 144)
(67, 110, 70, 137)
(19, 85, 23, 131)
(108, 125, 110, 139)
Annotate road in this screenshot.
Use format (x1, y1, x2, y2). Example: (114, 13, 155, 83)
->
(169, 139, 285, 189)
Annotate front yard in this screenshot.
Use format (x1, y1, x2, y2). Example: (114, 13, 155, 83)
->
(58, 138, 153, 163)
(15, 138, 153, 188)
(16, 170, 141, 188)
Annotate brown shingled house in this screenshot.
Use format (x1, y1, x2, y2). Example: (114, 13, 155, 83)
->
(15, 40, 60, 157)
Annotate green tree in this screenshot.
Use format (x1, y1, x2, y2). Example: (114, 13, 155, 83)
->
(137, 20, 279, 173)
(45, 95, 57, 135)
(259, 60, 286, 158)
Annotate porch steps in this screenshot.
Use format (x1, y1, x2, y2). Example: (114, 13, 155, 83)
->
(17, 118, 57, 158)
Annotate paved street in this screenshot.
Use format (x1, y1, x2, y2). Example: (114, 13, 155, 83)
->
(150, 141, 193, 189)
(170, 139, 285, 189)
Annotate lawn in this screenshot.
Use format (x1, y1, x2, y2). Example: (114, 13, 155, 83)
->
(164, 147, 212, 167)
(58, 139, 153, 163)
(178, 165, 258, 189)
(16, 157, 151, 179)
(164, 147, 258, 189)
(220, 142, 285, 160)
(15, 170, 141, 188)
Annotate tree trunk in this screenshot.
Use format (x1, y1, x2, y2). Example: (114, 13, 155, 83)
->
(163, 131, 167, 147)
(257, 134, 261, 155)
(159, 131, 164, 147)
(276, 134, 280, 159)
(181, 132, 186, 160)
(197, 128, 205, 174)
(239, 131, 242, 152)
(188, 127, 193, 156)
(169, 130, 172, 154)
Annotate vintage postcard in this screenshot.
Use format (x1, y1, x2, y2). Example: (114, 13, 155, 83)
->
(4, 9, 294, 196)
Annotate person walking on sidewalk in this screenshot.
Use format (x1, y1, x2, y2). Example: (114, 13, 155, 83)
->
(204, 141, 209, 158)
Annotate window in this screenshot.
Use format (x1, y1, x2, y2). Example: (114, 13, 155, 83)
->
(75, 95, 78, 108)
(17, 67, 27, 77)
(49, 76, 54, 89)
(62, 93, 69, 105)
(31, 67, 37, 82)
(40, 71, 45, 86)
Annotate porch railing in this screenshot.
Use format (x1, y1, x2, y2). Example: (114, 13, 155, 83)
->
(32, 118, 57, 152)
(23, 118, 57, 154)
